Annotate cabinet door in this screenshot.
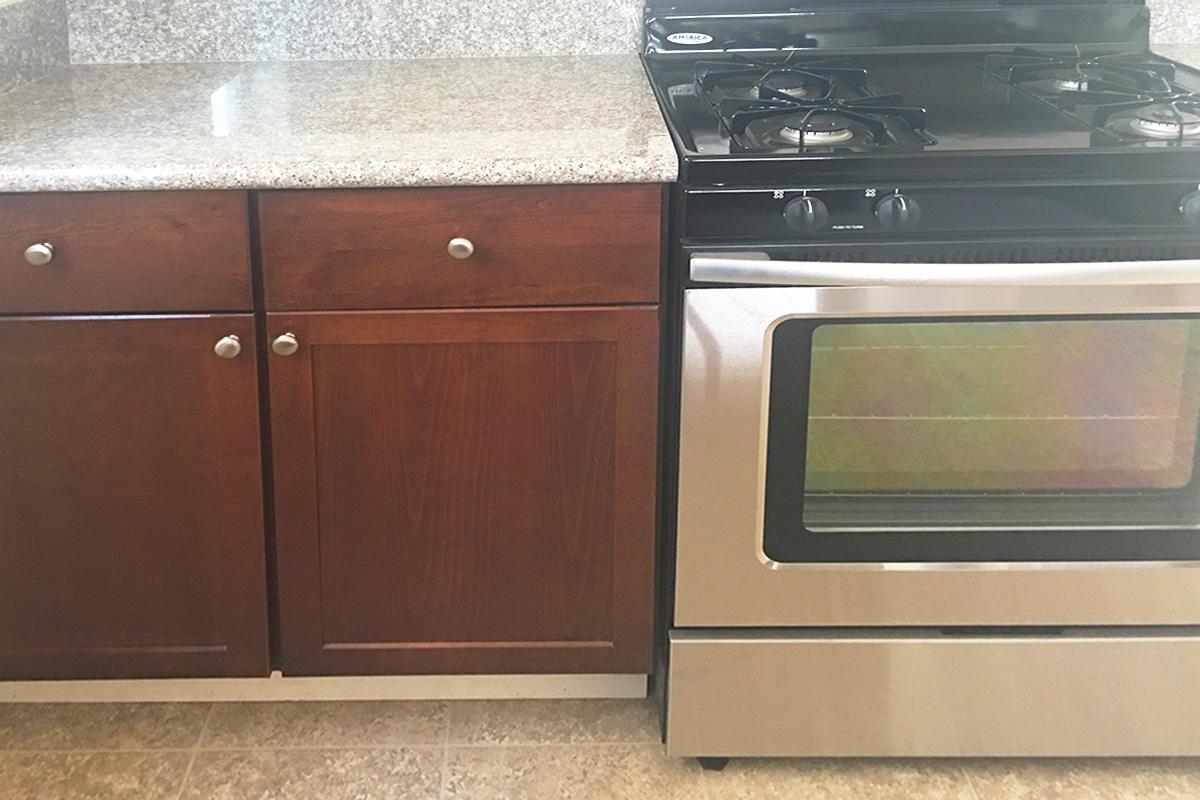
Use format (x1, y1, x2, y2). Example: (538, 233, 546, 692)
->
(269, 307, 658, 675)
(0, 316, 269, 679)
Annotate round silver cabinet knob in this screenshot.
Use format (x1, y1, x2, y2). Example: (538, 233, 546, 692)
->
(271, 332, 300, 356)
(447, 237, 475, 260)
(213, 334, 242, 359)
(24, 242, 55, 266)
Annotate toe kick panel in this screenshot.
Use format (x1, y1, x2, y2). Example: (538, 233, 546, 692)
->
(666, 630, 1200, 758)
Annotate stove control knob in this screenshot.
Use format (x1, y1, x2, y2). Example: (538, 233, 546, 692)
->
(783, 196, 830, 233)
(1181, 191, 1200, 226)
(875, 193, 922, 231)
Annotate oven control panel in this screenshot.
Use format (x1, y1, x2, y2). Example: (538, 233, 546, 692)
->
(683, 182, 1200, 240)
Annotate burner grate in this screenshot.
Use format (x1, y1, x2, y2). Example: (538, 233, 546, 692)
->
(986, 47, 1200, 142)
(984, 47, 1175, 94)
(693, 54, 934, 152)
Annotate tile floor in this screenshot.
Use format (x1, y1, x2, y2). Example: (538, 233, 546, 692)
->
(1, 698, 1198, 799)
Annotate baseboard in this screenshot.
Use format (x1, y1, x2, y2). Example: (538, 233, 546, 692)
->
(0, 672, 649, 703)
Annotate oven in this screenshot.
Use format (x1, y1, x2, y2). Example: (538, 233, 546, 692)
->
(666, 247, 1200, 759)
(676, 251, 1200, 629)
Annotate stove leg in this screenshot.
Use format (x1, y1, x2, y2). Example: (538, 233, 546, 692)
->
(697, 757, 731, 772)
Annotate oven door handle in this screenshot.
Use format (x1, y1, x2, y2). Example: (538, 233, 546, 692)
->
(689, 254, 1200, 287)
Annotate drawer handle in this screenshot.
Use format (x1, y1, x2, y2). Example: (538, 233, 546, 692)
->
(213, 334, 242, 359)
(24, 242, 55, 266)
(272, 332, 300, 356)
(447, 237, 475, 260)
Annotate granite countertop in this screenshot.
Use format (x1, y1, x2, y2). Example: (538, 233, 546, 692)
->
(0, 55, 679, 192)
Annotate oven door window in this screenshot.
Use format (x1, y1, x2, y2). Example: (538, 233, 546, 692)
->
(762, 315, 1200, 562)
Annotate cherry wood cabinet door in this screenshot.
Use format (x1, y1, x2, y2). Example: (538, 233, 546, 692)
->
(268, 307, 659, 675)
(0, 316, 269, 679)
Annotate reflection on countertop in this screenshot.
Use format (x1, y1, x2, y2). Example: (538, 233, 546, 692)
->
(0, 56, 679, 192)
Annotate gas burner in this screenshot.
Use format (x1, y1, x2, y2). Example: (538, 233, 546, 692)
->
(1127, 103, 1200, 140)
(760, 77, 818, 100)
(1054, 77, 1090, 92)
(719, 75, 821, 102)
(1078, 93, 1200, 141)
(778, 117, 855, 146)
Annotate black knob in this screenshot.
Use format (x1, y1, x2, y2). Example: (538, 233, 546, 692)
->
(875, 193, 922, 231)
(783, 196, 830, 233)
(1181, 191, 1200, 226)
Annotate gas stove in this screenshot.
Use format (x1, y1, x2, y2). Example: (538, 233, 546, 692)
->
(644, 2, 1200, 187)
(653, 0, 1200, 768)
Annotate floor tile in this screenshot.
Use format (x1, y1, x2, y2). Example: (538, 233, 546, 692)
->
(445, 747, 981, 800)
(199, 701, 447, 748)
(963, 759, 1200, 800)
(447, 698, 659, 744)
(696, 759, 981, 800)
(178, 748, 443, 800)
(0, 703, 210, 751)
(669, 756, 978, 800)
(0, 751, 191, 800)
(444, 744, 695, 800)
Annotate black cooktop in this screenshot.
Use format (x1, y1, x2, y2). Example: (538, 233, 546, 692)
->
(646, 48, 1200, 159)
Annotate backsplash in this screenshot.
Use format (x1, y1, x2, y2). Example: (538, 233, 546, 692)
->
(0, 0, 1195, 80)
(0, 0, 67, 91)
(67, 0, 644, 64)
(1151, 0, 1200, 44)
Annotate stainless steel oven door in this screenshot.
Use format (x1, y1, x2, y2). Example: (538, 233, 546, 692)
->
(676, 255, 1200, 628)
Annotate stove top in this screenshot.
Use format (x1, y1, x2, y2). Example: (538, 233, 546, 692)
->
(647, 49, 1200, 163)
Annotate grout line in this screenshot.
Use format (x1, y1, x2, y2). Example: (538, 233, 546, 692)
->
(439, 703, 452, 800)
(173, 751, 198, 800)
(193, 702, 217, 749)
(959, 764, 987, 800)
(173, 703, 215, 800)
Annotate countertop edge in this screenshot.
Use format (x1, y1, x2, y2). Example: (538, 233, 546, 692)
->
(0, 157, 681, 193)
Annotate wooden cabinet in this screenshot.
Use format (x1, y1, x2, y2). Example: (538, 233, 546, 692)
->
(0, 315, 269, 679)
(267, 307, 659, 675)
(1, 183, 662, 681)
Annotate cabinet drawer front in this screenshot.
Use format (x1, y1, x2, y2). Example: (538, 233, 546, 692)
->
(259, 185, 662, 310)
(0, 192, 252, 313)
